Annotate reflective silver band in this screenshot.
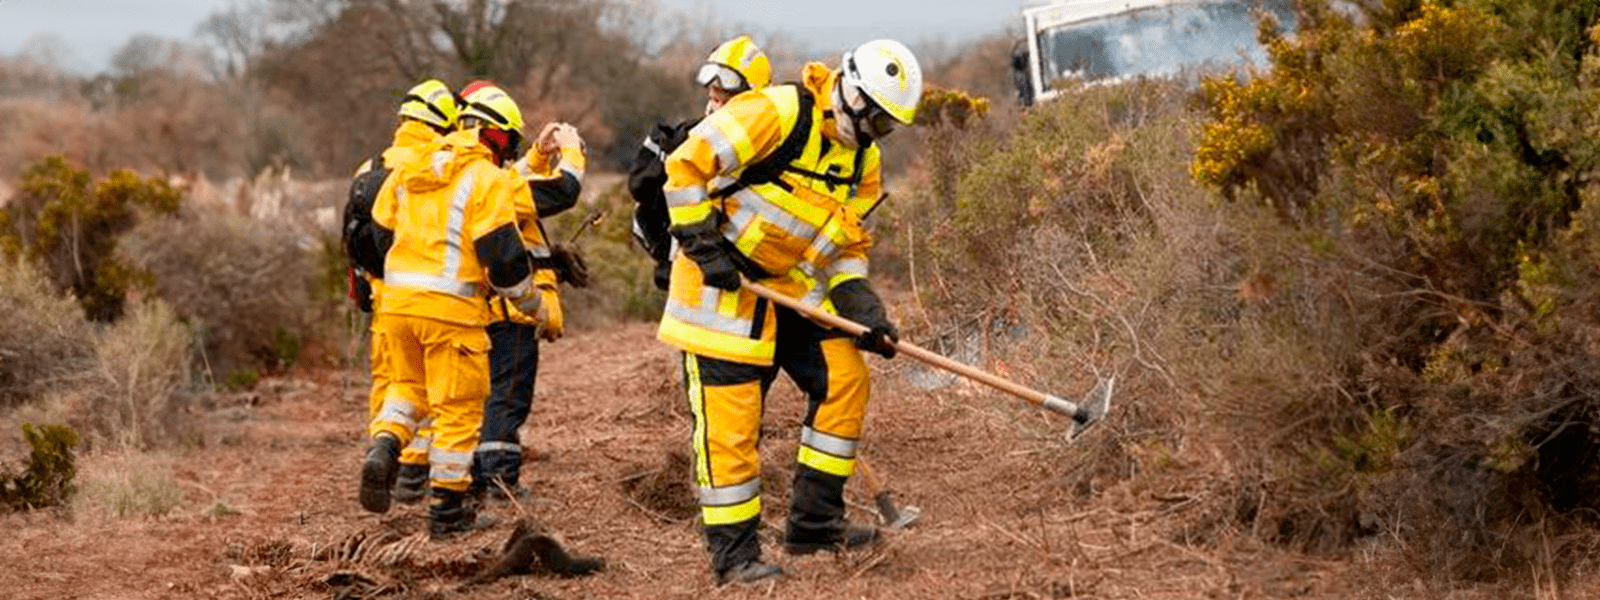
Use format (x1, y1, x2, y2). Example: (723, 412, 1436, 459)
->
(664, 296, 755, 338)
(830, 258, 868, 279)
(442, 177, 474, 279)
(429, 448, 473, 480)
(375, 399, 420, 430)
(666, 185, 708, 208)
(643, 136, 667, 161)
(387, 271, 480, 297)
(476, 441, 521, 454)
(732, 188, 818, 240)
(692, 119, 740, 170)
(559, 162, 585, 180)
(800, 426, 858, 458)
(698, 477, 761, 506)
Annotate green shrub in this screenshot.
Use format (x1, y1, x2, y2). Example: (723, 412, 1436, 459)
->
(0, 155, 180, 321)
(0, 423, 80, 511)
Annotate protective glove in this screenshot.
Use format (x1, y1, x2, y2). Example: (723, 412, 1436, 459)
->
(856, 325, 900, 359)
(536, 289, 563, 341)
(682, 239, 741, 292)
(550, 244, 590, 288)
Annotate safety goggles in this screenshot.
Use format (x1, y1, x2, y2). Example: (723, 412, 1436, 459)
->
(695, 63, 749, 92)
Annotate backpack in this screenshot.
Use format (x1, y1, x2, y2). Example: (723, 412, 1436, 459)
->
(343, 152, 390, 278)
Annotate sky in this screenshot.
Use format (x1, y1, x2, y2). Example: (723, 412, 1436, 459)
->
(0, 0, 1030, 74)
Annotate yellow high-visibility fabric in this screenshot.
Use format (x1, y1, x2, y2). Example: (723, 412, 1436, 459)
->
(517, 145, 587, 182)
(370, 313, 489, 492)
(359, 120, 444, 424)
(683, 353, 766, 526)
(658, 65, 881, 364)
(794, 337, 870, 477)
(487, 173, 559, 327)
(371, 129, 523, 328)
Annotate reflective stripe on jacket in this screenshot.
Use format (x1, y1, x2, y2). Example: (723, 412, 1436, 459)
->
(372, 129, 527, 327)
(354, 120, 445, 313)
(658, 63, 880, 363)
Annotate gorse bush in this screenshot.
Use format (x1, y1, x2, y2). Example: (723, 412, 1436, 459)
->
(0, 155, 181, 321)
(0, 423, 80, 511)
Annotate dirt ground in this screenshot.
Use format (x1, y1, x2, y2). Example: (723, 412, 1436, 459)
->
(3, 322, 1592, 599)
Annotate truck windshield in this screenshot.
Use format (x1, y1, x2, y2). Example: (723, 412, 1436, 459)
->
(1034, 0, 1296, 92)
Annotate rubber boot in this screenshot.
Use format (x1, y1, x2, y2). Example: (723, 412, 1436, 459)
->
(358, 433, 400, 514)
(783, 466, 880, 554)
(391, 463, 428, 505)
(430, 487, 498, 540)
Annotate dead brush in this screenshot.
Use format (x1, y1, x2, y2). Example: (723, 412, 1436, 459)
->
(0, 257, 94, 408)
(85, 299, 194, 450)
(118, 210, 317, 381)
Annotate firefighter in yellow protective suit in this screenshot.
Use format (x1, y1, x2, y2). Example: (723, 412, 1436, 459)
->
(658, 39, 923, 584)
(360, 84, 542, 539)
(472, 82, 589, 503)
(342, 79, 458, 505)
(630, 35, 772, 291)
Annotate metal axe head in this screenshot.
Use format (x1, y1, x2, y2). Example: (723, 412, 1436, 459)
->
(874, 491, 921, 530)
(1068, 375, 1115, 442)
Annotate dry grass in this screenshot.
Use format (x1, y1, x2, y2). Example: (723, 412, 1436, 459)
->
(85, 299, 193, 451)
(0, 257, 95, 408)
(72, 451, 183, 518)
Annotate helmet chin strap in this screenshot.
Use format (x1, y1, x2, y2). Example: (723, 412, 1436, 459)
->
(831, 83, 874, 149)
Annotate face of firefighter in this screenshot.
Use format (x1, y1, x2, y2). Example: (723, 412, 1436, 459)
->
(705, 86, 736, 115)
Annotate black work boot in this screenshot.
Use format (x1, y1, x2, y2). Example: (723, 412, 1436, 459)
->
(391, 463, 428, 505)
(430, 488, 498, 540)
(718, 559, 783, 585)
(782, 520, 879, 555)
(784, 465, 879, 554)
(358, 433, 401, 514)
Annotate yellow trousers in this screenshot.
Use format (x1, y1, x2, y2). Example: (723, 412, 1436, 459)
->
(370, 315, 433, 467)
(369, 313, 490, 492)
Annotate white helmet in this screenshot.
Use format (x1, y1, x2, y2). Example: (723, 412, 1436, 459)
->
(835, 39, 922, 147)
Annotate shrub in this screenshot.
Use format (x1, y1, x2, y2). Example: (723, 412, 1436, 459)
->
(75, 453, 183, 518)
(87, 299, 193, 450)
(0, 423, 80, 511)
(0, 155, 181, 321)
(0, 257, 94, 407)
(118, 211, 316, 378)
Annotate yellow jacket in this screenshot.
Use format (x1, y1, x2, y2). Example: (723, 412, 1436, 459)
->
(372, 129, 533, 327)
(486, 142, 588, 333)
(657, 62, 882, 364)
(354, 120, 446, 312)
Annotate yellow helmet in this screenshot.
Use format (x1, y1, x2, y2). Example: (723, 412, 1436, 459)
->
(458, 81, 525, 135)
(397, 79, 459, 130)
(695, 34, 771, 93)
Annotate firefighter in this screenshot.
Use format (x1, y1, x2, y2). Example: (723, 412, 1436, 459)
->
(629, 34, 772, 291)
(341, 79, 459, 505)
(473, 89, 589, 504)
(360, 83, 540, 539)
(657, 39, 922, 583)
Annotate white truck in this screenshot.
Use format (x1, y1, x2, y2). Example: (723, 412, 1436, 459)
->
(1012, 0, 1296, 105)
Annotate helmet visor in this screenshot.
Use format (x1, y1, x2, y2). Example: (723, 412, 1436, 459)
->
(695, 63, 748, 92)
